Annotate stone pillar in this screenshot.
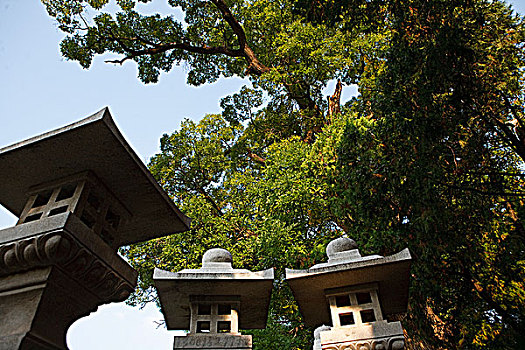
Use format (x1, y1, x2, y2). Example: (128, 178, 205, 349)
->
(0, 108, 191, 349)
(0, 214, 136, 350)
(154, 248, 274, 350)
(286, 237, 412, 350)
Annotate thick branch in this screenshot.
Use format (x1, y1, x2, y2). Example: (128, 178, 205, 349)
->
(474, 97, 525, 162)
(210, 0, 269, 75)
(197, 187, 224, 216)
(104, 1, 325, 131)
(247, 148, 266, 165)
(501, 94, 525, 162)
(328, 79, 342, 118)
(106, 40, 244, 64)
(468, 270, 521, 332)
(505, 200, 525, 240)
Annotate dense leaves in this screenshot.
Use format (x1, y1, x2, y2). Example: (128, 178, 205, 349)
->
(44, 0, 525, 348)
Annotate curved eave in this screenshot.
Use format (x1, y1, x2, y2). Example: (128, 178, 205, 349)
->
(154, 267, 274, 330)
(286, 249, 412, 327)
(0, 108, 191, 246)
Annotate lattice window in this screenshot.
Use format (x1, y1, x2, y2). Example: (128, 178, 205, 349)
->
(18, 182, 83, 224)
(17, 172, 130, 247)
(326, 284, 384, 327)
(189, 300, 240, 335)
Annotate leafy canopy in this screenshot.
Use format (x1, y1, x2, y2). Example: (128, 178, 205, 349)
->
(43, 0, 525, 348)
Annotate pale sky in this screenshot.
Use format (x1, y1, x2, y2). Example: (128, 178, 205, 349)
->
(1, 0, 524, 349)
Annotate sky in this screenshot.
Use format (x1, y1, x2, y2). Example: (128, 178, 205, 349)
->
(1, 0, 524, 349)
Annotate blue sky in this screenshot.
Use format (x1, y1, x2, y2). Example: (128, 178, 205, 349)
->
(1, 0, 524, 349)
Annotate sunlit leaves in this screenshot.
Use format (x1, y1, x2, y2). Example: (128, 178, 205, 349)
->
(43, 0, 525, 348)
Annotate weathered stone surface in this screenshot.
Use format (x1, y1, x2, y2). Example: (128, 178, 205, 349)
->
(0, 107, 190, 247)
(286, 238, 411, 350)
(0, 109, 191, 350)
(202, 248, 233, 264)
(319, 321, 404, 349)
(320, 335, 405, 350)
(326, 237, 357, 257)
(286, 246, 411, 327)
(0, 213, 136, 298)
(154, 250, 273, 330)
(0, 214, 137, 349)
(314, 325, 332, 350)
(173, 334, 252, 349)
(155, 249, 273, 350)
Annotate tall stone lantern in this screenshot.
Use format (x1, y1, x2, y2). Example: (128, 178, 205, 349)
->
(286, 237, 412, 350)
(154, 248, 274, 350)
(0, 108, 191, 350)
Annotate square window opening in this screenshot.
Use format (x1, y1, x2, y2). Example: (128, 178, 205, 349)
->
(25, 213, 43, 223)
(218, 304, 231, 315)
(335, 295, 351, 307)
(49, 206, 68, 217)
(87, 192, 102, 212)
(33, 190, 53, 208)
(80, 211, 96, 229)
(217, 321, 231, 333)
(339, 312, 355, 326)
(105, 209, 121, 229)
(197, 304, 211, 315)
(356, 292, 372, 304)
(196, 321, 210, 333)
(56, 184, 77, 201)
(360, 309, 376, 323)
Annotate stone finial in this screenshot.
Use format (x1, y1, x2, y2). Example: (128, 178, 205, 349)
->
(203, 248, 233, 264)
(326, 237, 357, 257)
(324, 237, 371, 265)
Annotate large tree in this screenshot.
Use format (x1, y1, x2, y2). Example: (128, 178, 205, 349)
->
(43, 0, 525, 348)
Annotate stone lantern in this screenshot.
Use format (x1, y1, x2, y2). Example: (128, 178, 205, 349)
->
(0, 108, 191, 349)
(154, 248, 274, 350)
(285, 237, 412, 350)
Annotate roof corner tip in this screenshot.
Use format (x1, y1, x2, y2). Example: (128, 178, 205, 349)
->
(182, 215, 192, 230)
(152, 267, 164, 278)
(395, 247, 412, 261)
(100, 106, 113, 121)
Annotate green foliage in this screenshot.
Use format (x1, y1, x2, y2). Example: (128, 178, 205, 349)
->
(45, 0, 525, 348)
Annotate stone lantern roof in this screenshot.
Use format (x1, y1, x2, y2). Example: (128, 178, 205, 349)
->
(0, 108, 191, 247)
(0, 108, 191, 350)
(154, 248, 274, 330)
(285, 237, 412, 327)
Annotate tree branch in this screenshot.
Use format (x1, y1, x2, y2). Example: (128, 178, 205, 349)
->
(103, 1, 323, 132)
(328, 79, 342, 119)
(247, 148, 266, 165)
(476, 98, 525, 162)
(198, 186, 224, 216)
(105, 39, 244, 64)
(210, 0, 269, 75)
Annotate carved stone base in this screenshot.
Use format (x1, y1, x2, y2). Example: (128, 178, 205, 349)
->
(0, 214, 137, 350)
(320, 321, 405, 350)
(0, 267, 101, 349)
(173, 334, 252, 349)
